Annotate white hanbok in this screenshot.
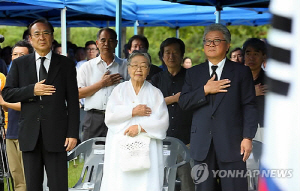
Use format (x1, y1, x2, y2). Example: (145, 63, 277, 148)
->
(100, 80, 169, 191)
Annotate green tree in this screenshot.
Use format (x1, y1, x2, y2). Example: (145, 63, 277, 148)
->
(1, 25, 270, 66)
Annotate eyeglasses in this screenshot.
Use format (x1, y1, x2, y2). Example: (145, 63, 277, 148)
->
(128, 64, 149, 70)
(203, 39, 227, 46)
(86, 48, 98, 52)
(31, 31, 52, 38)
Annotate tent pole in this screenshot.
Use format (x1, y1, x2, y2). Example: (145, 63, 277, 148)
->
(115, 0, 122, 57)
(215, 9, 221, 23)
(134, 20, 138, 35)
(215, 6, 222, 24)
(176, 27, 179, 38)
(61, 7, 67, 56)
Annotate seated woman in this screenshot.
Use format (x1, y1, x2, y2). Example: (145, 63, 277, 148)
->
(100, 52, 169, 191)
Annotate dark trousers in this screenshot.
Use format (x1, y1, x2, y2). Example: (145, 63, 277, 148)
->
(22, 132, 68, 191)
(82, 110, 107, 141)
(194, 141, 248, 191)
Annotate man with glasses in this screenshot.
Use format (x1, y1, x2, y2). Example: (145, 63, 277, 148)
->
(151, 37, 194, 191)
(76, 41, 99, 69)
(179, 24, 257, 191)
(77, 28, 129, 141)
(2, 19, 79, 191)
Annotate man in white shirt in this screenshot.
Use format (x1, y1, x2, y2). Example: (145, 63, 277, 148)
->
(77, 28, 129, 141)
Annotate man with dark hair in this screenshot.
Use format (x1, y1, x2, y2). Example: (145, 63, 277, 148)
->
(127, 35, 162, 81)
(229, 47, 243, 63)
(0, 40, 33, 191)
(243, 38, 267, 127)
(179, 24, 257, 191)
(152, 37, 194, 191)
(127, 35, 149, 54)
(75, 47, 86, 64)
(76, 40, 99, 69)
(77, 28, 129, 141)
(8, 40, 34, 72)
(2, 19, 79, 191)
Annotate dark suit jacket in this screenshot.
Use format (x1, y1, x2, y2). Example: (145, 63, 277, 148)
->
(2, 52, 79, 152)
(178, 59, 258, 162)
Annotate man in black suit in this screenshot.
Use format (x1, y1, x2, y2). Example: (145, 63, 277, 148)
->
(2, 19, 79, 191)
(179, 24, 258, 191)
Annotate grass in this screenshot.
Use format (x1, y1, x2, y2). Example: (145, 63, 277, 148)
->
(3, 158, 85, 190)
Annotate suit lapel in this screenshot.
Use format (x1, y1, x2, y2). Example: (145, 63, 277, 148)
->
(212, 60, 235, 114)
(27, 54, 38, 83)
(46, 53, 61, 84)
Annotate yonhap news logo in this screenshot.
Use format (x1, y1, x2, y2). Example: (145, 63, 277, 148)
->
(191, 163, 209, 184)
(191, 163, 293, 184)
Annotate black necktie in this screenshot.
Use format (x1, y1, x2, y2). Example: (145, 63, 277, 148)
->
(211, 65, 218, 81)
(211, 65, 218, 105)
(39, 57, 47, 81)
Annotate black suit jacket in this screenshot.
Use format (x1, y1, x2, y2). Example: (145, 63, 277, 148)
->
(178, 59, 258, 162)
(2, 52, 79, 152)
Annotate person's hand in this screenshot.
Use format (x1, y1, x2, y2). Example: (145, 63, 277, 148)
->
(165, 92, 181, 105)
(173, 92, 181, 103)
(65, 138, 77, 151)
(255, 83, 267, 96)
(34, 80, 56, 96)
(1, 129, 6, 140)
(0, 94, 5, 106)
(124, 125, 139, 137)
(132, 104, 152, 117)
(240, 138, 252, 162)
(101, 71, 122, 87)
(204, 75, 231, 96)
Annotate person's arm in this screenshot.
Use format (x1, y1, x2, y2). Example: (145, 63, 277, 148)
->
(164, 92, 180, 105)
(65, 58, 80, 151)
(2, 59, 36, 103)
(0, 95, 21, 111)
(178, 69, 208, 111)
(179, 69, 230, 111)
(78, 71, 122, 99)
(240, 66, 258, 161)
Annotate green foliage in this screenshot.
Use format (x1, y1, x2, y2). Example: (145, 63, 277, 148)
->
(0, 26, 27, 47)
(1, 25, 270, 66)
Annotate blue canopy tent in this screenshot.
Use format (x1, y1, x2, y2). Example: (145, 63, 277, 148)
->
(165, 0, 270, 23)
(0, 0, 271, 56)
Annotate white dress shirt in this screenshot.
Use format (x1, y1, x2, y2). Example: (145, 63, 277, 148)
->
(208, 57, 226, 79)
(35, 51, 52, 82)
(77, 54, 129, 111)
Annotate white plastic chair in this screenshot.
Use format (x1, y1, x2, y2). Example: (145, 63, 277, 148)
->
(246, 140, 263, 191)
(67, 137, 106, 191)
(162, 137, 191, 191)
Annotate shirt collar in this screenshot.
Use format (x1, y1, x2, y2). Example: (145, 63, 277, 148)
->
(208, 57, 226, 71)
(98, 54, 122, 67)
(35, 51, 52, 61)
(167, 66, 185, 78)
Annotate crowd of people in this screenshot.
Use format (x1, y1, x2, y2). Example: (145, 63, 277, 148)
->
(0, 19, 267, 191)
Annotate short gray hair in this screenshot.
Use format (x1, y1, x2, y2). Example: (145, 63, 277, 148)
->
(128, 51, 151, 66)
(203, 24, 231, 43)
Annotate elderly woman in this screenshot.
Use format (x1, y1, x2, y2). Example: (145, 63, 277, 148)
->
(100, 52, 169, 191)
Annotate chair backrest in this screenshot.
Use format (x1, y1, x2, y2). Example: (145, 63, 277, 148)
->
(247, 140, 263, 170)
(246, 140, 263, 191)
(162, 137, 191, 191)
(67, 137, 106, 191)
